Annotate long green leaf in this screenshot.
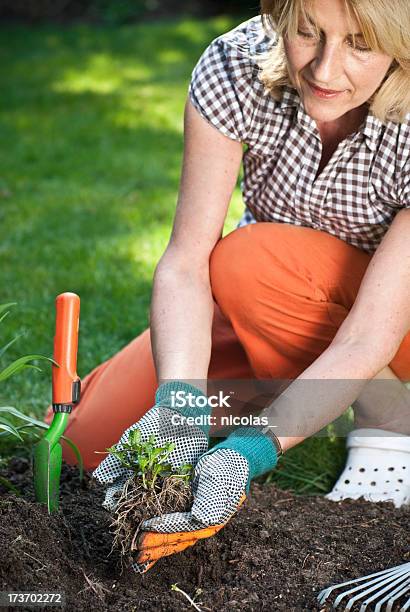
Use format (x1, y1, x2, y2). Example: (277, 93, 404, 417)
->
(0, 354, 55, 382)
(61, 435, 84, 481)
(0, 422, 23, 440)
(0, 425, 42, 442)
(0, 416, 16, 425)
(17, 425, 42, 442)
(0, 407, 52, 429)
(0, 407, 84, 479)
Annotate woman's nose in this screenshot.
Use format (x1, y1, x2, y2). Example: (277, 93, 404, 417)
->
(310, 42, 344, 86)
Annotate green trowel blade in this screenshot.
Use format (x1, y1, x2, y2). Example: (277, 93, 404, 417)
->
(33, 438, 62, 513)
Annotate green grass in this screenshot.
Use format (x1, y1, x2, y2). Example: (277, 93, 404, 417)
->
(0, 18, 347, 494)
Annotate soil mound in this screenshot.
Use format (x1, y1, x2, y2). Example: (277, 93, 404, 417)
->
(0, 457, 408, 611)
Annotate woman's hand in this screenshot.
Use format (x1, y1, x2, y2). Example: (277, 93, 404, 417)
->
(92, 382, 211, 511)
(133, 426, 279, 573)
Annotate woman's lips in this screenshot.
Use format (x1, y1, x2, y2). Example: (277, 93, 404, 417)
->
(306, 79, 347, 99)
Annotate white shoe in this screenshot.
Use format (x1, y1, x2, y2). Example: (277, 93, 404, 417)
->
(326, 428, 410, 508)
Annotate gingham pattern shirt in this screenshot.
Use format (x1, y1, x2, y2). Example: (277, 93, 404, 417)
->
(188, 17, 410, 254)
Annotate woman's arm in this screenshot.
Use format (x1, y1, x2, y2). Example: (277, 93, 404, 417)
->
(334, 208, 410, 355)
(150, 99, 243, 392)
(261, 208, 410, 449)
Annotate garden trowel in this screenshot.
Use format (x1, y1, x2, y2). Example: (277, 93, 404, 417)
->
(33, 292, 81, 513)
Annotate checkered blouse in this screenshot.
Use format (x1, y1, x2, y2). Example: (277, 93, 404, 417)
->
(188, 17, 410, 254)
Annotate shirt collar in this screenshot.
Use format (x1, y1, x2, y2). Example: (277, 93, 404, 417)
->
(275, 85, 385, 151)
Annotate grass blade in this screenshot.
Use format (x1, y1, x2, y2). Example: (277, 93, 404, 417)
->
(0, 303, 17, 317)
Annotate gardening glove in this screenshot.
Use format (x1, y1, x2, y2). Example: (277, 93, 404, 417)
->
(133, 426, 281, 573)
(92, 381, 212, 512)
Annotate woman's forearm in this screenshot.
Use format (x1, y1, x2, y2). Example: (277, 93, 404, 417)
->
(150, 260, 214, 393)
(263, 339, 390, 452)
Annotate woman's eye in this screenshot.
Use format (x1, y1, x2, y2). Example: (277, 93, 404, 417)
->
(297, 29, 316, 38)
(356, 48, 371, 53)
(297, 29, 371, 53)
(349, 41, 371, 53)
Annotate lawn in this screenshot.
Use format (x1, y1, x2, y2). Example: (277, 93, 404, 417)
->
(0, 18, 347, 493)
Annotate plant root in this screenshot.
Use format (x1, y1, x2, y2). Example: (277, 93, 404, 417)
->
(109, 474, 192, 570)
(78, 567, 111, 601)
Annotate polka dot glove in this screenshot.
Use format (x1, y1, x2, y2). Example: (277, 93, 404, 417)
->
(92, 382, 211, 512)
(133, 427, 279, 573)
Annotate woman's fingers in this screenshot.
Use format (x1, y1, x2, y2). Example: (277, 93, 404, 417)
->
(135, 538, 199, 563)
(136, 523, 224, 551)
(132, 494, 247, 571)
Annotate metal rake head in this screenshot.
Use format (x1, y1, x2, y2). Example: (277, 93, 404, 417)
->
(317, 562, 410, 611)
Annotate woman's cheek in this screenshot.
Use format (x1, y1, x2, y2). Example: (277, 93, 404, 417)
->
(345, 55, 391, 96)
(285, 46, 313, 84)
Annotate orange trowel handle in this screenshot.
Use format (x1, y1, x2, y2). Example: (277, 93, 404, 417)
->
(52, 292, 81, 413)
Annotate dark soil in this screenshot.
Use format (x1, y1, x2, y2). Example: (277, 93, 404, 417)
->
(0, 457, 408, 611)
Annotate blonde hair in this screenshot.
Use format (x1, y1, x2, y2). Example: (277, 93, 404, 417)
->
(259, 0, 410, 123)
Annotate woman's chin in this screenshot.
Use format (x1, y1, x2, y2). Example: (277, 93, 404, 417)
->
(302, 98, 350, 124)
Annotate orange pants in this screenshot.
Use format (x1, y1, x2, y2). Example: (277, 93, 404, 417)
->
(44, 223, 410, 469)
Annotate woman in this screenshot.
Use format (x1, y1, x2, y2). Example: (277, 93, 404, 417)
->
(45, 0, 410, 572)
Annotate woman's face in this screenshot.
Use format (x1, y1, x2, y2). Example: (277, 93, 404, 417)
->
(283, 0, 394, 125)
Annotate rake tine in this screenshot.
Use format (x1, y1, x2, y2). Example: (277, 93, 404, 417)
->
(318, 564, 408, 606)
(357, 575, 410, 611)
(400, 590, 410, 612)
(318, 563, 410, 610)
(383, 579, 409, 612)
(333, 571, 407, 610)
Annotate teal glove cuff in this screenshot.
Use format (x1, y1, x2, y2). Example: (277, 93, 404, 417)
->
(155, 381, 211, 436)
(207, 427, 279, 493)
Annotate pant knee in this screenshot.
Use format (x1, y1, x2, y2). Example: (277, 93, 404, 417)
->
(210, 223, 321, 323)
(210, 226, 258, 317)
(209, 224, 348, 371)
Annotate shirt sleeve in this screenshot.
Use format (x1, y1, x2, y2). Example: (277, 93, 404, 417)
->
(188, 31, 259, 143)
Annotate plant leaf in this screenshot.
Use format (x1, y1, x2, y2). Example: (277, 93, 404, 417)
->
(61, 435, 84, 481)
(0, 407, 50, 429)
(0, 354, 55, 382)
(0, 416, 16, 425)
(0, 422, 23, 440)
(16, 424, 42, 442)
(0, 406, 84, 481)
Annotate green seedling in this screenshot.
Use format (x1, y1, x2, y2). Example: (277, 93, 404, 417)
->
(102, 429, 194, 567)
(106, 428, 192, 489)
